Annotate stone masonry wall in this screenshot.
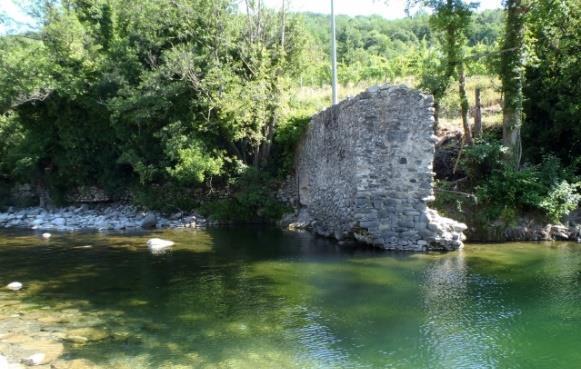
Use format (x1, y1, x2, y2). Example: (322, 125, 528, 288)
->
(284, 85, 466, 251)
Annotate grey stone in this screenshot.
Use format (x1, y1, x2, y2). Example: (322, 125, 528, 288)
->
(0, 205, 207, 232)
(52, 218, 66, 227)
(280, 85, 466, 251)
(141, 213, 157, 229)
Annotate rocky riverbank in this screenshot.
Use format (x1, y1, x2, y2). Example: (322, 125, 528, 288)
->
(468, 217, 581, 243)
(0, 205, 206, 232)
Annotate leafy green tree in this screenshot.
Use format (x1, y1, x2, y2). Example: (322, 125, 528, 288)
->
(522, 0, 580, 168)
(411, 0, 475, 140)
(0, 0, 309, 207)
(415, 39, 448, 127)
(431, 0, 474, 142)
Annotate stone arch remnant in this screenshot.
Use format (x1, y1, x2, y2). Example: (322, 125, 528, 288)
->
(281, 85, 467, 251)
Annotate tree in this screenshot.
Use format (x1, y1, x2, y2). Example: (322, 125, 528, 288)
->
(416, 39, 448, 128)
(522, 0, 580, 168)
(411, 0, 475, 141)
(500, 0, 527, 168)
(0, 0, 309, 204)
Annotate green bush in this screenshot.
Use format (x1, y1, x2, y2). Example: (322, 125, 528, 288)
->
(540, 181, 581, 223)
(131, 184, 199, 214)
(475, 165, 546, 222)
(200, 168, 289, 223)
(270, 113, 310, 177)
(461, 139, 581, 223)
(461, 137, 506, 182)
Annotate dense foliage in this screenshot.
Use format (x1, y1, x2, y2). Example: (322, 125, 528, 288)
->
(0, 0, 307, 214)
(299, 10, 502, 86)
(522, 0, 580, 167)
(436, 0, 580, 225)
(0, 0, 579, 225)
(462, 137, 580, 223)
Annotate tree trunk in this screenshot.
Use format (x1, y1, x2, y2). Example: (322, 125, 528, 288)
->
(257, 0, 286, 168)
(501, 0, 526, 168)
(433, 99, 441, 132)
(458, 62, 473, 145)
(280, 0, 286, 49)
(502, 105, 522, 166)
(474, 87, 482, 138)
(258, 114, 276, 167)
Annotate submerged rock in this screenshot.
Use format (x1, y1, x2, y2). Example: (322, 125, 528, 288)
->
(51, 359, 99, 369)
(65, 328, 109, 343)
(6, 282, 23, 291)
(72, 245, 92, 250)
(62, 335, 88, 345)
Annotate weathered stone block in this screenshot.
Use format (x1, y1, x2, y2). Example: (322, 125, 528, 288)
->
(282, 85, 466, 251)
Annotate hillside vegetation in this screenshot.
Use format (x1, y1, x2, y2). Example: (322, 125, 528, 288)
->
(0, 0, 579, 226)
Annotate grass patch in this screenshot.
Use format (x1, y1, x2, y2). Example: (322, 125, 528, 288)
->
(290, 75, 502, 132)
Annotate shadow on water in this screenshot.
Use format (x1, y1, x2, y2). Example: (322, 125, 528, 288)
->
(1, 228, 581, 368)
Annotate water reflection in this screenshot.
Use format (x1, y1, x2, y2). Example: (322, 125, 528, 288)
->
(421, 250, 516, 369)
(1, 230, 581, 368)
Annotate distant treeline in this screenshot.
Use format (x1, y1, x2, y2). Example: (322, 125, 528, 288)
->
(295, 10, 503, 85)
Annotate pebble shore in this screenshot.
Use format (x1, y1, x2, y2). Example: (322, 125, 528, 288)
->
(0, 205, 206, 231)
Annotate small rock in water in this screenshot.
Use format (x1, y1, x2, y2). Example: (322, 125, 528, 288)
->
(6, 281, 23, 291)
(41, 233, 51, 239)
(22, 353, 45, 366)
(63, 335, 89, 345)
(73, 245, 93, 249)
(147, 238, 174, 254)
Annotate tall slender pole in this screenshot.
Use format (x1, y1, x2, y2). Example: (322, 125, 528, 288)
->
(331, 0, 338, 105)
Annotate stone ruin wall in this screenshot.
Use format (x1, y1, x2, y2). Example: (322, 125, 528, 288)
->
(282, 85, 466, 251)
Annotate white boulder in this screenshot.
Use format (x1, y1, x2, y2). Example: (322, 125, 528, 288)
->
(41, 233, 51, 239)
(0, 355, 8, 369)
(21, 353, 45, 366)
(147, 238, 174, 254)
(6, 282, 23, 291)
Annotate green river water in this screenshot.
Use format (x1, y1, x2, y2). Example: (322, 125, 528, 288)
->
(1, 228, 580, 369)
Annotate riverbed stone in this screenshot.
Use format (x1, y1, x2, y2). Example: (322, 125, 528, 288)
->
(281, 85, 466, 251)
(21, 353, 45, 366)
(66, 328, 109, 343)
(0, 205, 205, 232)
(140, 213, 157, 229)
(51, 359, 99, 369)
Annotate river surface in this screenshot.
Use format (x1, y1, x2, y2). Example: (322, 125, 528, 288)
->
(1, 228, 580, 369)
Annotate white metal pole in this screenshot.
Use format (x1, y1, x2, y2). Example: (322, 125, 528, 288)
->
(331, 0, 338, 105)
